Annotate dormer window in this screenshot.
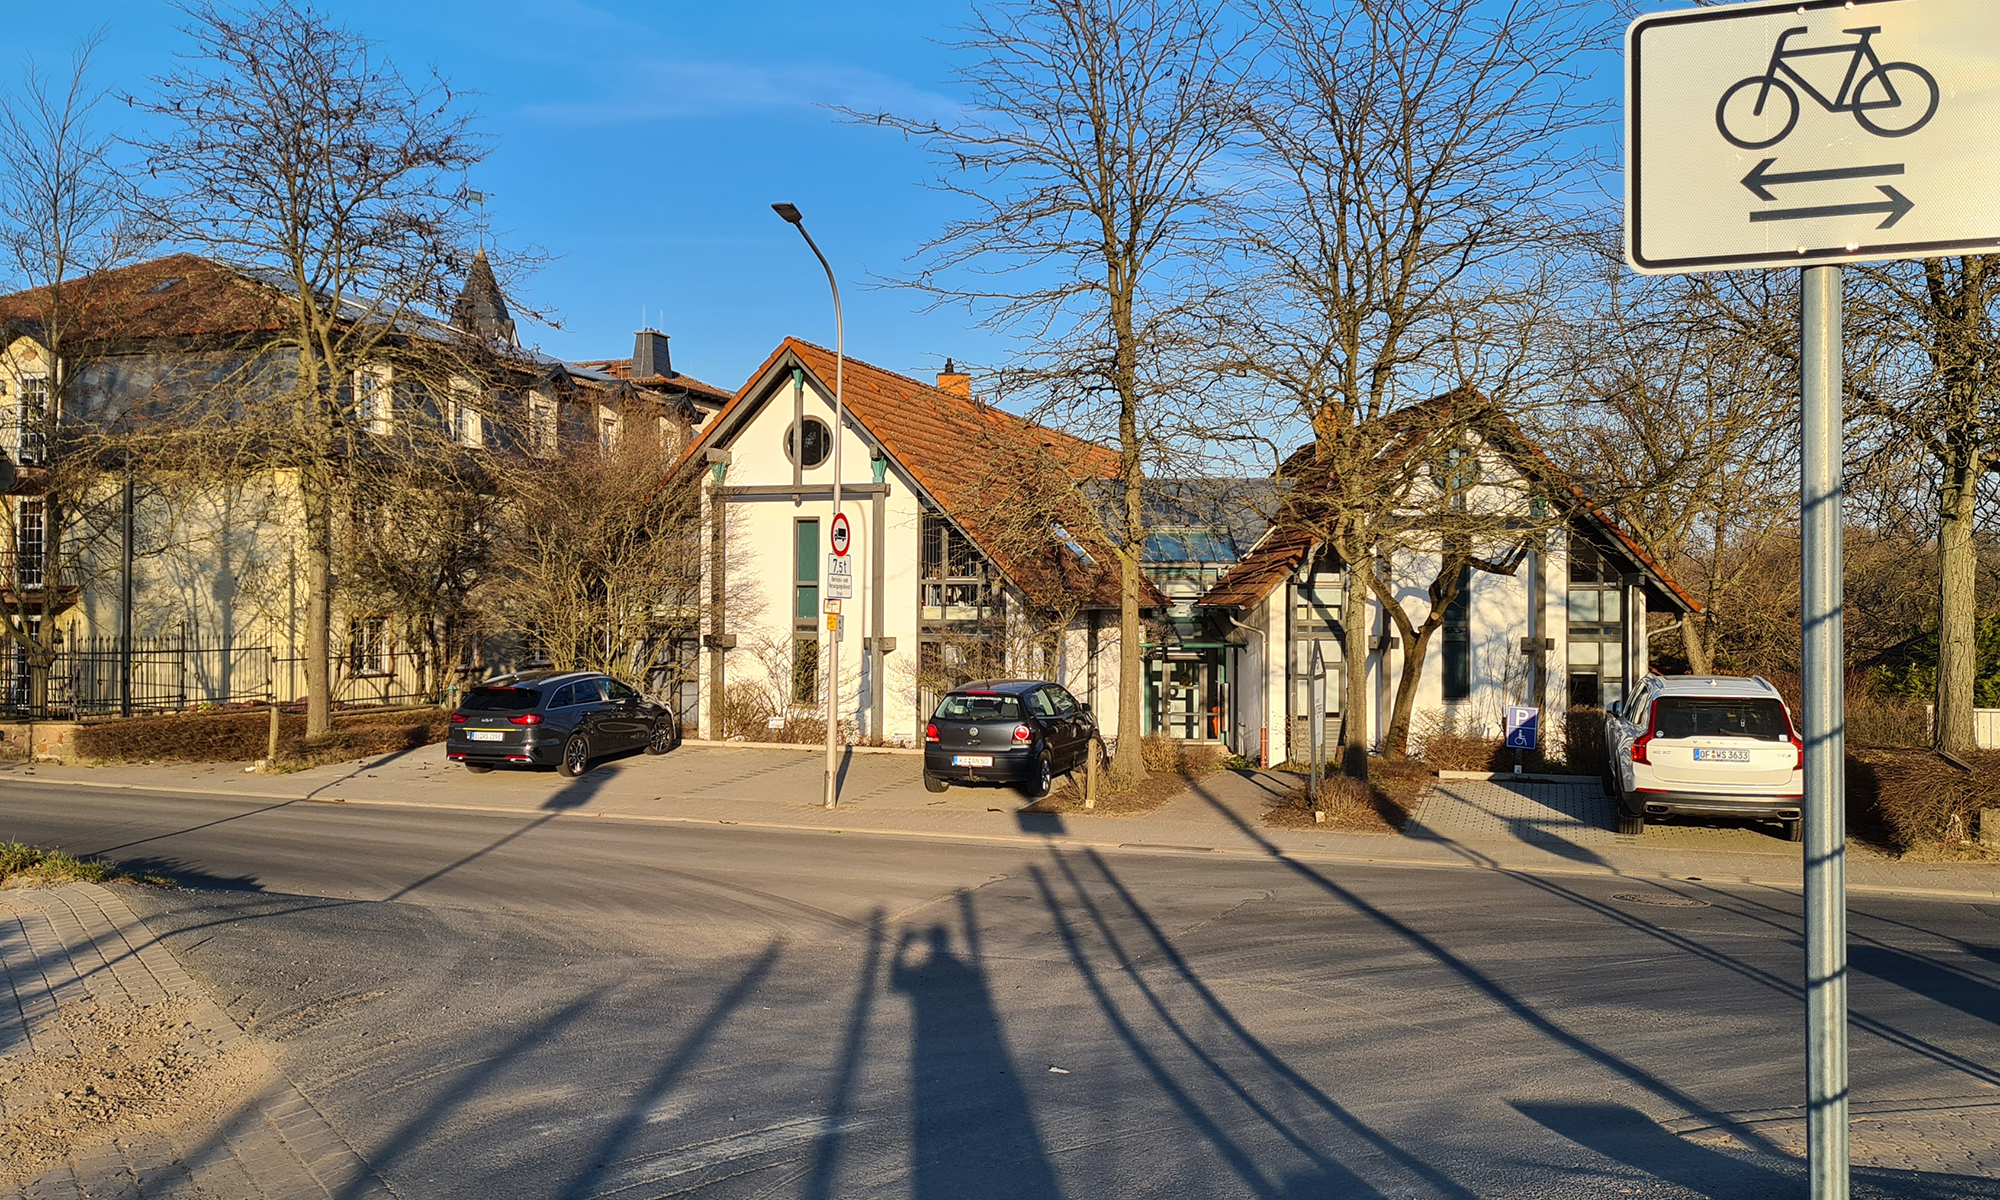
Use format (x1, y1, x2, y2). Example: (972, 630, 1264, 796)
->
(527, 392, 557, 457)
(355, 367, 393, 435)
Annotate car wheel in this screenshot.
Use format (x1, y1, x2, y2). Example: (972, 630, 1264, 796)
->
(464, 763, 493, 775)
(1022, 750, 1054, 800)
(1784, 818, 1804, 843)
(644, 718, 676, 755)
(1601, 756, 1619, 799)
(923, 773, 949, 794)
(558, 733, 591, 778)
(1616, 810, 1644, 836)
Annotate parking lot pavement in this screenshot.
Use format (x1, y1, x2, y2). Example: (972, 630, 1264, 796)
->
(1407, 778, 1813, 857)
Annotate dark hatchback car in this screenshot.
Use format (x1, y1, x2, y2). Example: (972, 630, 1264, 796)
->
(446, 671, 679, 777)
(923, 679, 1097, 797)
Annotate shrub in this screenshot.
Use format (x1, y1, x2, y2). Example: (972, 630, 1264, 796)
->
(1138, 734, 1228, 776)
(720, 681, 777, 740)
(1847, 748, 2000, 852)
(1562, 705, 1605, 774)
(72, 707, 446, 764)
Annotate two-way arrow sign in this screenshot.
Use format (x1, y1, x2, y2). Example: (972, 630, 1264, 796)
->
(1741, 158, 1915, 229)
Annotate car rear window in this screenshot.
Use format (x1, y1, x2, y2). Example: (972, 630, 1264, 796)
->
(462, 686, 542, 713)
(1652, 697, 1788, 740)
(935, 693, 1022, 721)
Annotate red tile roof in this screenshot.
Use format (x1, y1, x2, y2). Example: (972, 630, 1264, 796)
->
(571, 358, 735, 407)
(0, 254, 287, 343)
(688, 337, 1159, 611)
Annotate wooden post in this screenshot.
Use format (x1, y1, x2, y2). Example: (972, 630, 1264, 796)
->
(266, 698, 281, 766)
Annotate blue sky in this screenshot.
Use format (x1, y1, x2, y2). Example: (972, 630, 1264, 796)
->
(12, 1, 993, 392)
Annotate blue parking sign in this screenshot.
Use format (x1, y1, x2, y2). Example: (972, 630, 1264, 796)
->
(1504, 706, 1539, 751)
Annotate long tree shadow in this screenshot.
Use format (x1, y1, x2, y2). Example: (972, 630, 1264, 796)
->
(1514, 1101, 1799, 1198)
(552, 944, 781, 1200)
(1027, 858, 1401, 1200)
(802, 914, 885, 1200)
(1182, 775, 1796, 1155)
(889, 903, 1062, 1200)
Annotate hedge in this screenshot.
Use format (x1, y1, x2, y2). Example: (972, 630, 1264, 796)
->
(72, 708, 449, 764)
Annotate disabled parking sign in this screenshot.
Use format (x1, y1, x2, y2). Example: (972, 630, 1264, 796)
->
(1504, 706, 1539, 751)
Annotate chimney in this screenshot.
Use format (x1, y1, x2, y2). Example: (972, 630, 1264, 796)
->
(633, 329, 672, 379)
(935, 357, 971, 398)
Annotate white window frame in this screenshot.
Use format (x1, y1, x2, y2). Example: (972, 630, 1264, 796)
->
(10, 373, 50, 466)
(355, 365, 394, 436)
(598, 404, 622, 453)
(349, 615, 392, 676)
(527, 392, 558, 457)
(446, 377, 484, 448)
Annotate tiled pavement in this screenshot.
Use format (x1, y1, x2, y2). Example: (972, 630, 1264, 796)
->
(0, 884, 394, 1200)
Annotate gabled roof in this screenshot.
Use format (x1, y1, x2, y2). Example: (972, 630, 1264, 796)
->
(684, 337, 1160, 611)
(570, 357, 735, 409)
(1197, 392, 1701, 615)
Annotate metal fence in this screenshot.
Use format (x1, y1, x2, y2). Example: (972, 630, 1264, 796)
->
(1, 632, 442, 720)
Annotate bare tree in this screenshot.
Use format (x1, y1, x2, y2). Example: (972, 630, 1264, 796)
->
(856, 0, 1242, 783)
(131, 1, 486, 735)
(0, 34, 138, 710)
(1847, 257, 2000, 754)
(1227, 0, 1603, 774)
(483, 425, 707, 690)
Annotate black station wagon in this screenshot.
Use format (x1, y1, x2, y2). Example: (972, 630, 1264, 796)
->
(923, 678, 1097, 797)
(446, 670, 679, 777)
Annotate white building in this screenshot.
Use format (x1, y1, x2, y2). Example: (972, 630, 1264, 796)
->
(1195, 403, 1699, 765)
(679, 340, 1147, 746)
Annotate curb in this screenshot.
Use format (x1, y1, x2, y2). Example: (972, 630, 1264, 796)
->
(686, 739, 923, 756)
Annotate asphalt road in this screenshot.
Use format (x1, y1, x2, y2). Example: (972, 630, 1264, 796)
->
(3, 780, 1998, 1200)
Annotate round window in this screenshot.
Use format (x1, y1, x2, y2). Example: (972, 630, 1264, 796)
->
(786, 417, 832, 468)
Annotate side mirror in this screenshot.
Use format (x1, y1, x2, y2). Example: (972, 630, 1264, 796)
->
(1605, 700, 1622, 720)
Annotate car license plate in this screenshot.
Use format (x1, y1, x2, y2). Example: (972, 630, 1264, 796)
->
(1693, 748, 1750, 762)
(953, 754, 994, 767)
(468, 730, 504, 742)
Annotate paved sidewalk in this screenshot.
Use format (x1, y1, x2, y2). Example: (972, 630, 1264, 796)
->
(6, 746, 1998, 900)
(0, 883, 393, 1199)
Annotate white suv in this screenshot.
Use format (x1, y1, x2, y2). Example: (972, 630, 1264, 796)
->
(1603, 675, 1804, 840)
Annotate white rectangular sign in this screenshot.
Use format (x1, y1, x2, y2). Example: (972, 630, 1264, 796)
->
(825, 554, 854, 600)
(1627, 0, 2000, 273)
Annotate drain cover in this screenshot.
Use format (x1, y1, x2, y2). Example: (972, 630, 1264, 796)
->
(1611, 891, 1711, 909)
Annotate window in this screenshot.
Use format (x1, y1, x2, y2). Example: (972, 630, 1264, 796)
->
(922, 512, 987, 612)
(786, 417, 831, 468)
(349, 616, 391, 676)
(599, 406, 622, 452)
(1567, 542, 1626, 708)
(13, 499, 45, 587)
(10, 375, 49, 466)
(935, 693, 1022, 721)
(527, 392, 558, 457)
(792, 637, 820, 705)
(1441, 561, 1472, 702)
(355, 367, 393, 435)
(606, 678, 639, 701)
(1026, 688, 1056, 717)
(795, 518, 820, 620)
(462, 686, 540, 712)
(1049, 687, 1079, 716)
(446, 378, 483, 448)
(1294, 552, 1344, 631)
(1653, 697, 1789, 740)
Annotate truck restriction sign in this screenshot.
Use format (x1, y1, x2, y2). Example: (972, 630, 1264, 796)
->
(830, 512, 851, 557)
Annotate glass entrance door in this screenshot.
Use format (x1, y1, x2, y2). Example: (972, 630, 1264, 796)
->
(1158, 656, 1224, 741)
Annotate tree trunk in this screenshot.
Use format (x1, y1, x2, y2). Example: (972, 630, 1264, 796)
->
(1109, 263, 1147, 785)
(1935, 429, 1978, 754)
(302, 467, 335, 738)
(1681, 613, 1713, 675)
(1339, 537, 1371, 780)
(1382, 622, 1439, 759)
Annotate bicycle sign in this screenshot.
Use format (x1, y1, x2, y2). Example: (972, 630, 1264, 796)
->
(1715, 25, 1938, 149)
(1628, 0, 2000, 274)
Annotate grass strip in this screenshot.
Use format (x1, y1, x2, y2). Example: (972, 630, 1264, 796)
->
(0, 842, 176, 889)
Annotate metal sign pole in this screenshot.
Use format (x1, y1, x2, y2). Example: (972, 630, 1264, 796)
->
(1800, 263, 1848, 1200)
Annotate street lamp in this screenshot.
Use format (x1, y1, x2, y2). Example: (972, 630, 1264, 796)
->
(773, 202, 846, 810)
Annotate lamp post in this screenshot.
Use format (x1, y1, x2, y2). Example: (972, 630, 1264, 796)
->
(773, 202, 845, 810)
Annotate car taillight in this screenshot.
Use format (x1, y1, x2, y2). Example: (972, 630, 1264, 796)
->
(510, 713, 543, 726)
(1791, 734, 1804, 770)
(1012, 724, 1032, 745)
(450, 713, 466, 723)
(926, 723, 939, 743)
(1631, 731, 1653, 764)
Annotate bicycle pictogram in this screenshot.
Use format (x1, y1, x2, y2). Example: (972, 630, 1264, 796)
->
(1715, 25, 1939, 149)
